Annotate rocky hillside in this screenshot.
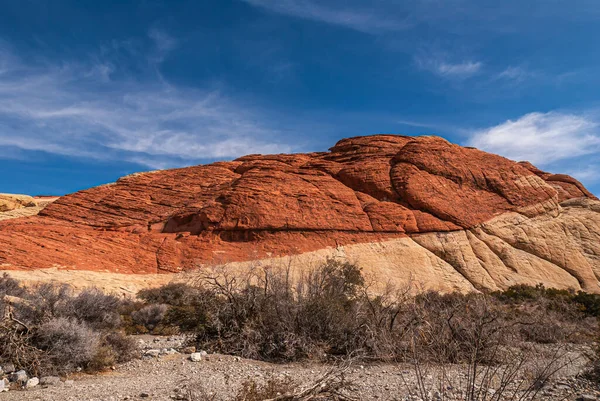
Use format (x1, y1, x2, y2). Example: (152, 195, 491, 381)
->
(0, 194, 58, 221)
(0, 135, 599, 293)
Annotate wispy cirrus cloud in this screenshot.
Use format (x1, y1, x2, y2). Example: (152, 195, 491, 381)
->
(241, 0, 412, 34)
(415, 54, 483, 79)
(242, 0, 600, 35)
(0, 32, 294, 169)
(496, 66, 533, 82)
(468, 111, 600, 187)
(241, 0, 594, 88)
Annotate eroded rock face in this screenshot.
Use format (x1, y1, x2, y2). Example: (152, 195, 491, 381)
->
(0, 195, 58, 221)
(0, 194, 37, 212)
(0, 135, 598, 293)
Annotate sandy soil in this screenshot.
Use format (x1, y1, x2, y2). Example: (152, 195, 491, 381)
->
(3, 337, 599, 401)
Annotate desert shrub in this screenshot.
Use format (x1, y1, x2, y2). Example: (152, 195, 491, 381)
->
(0, 273, 26, 297)
(59, 288, 122, 330)
(491, 284, 598, 343)
(34, 317, 100, 374)
(0, 279, 139, 375)
(137, 283, 210, 332)
(0, 274, 29, 328)
(0, 322, 46, 376)
(186, 259, 373, 361)
(16, 282, 73, 326)
(103, 331, 138, 363)
(494, 284, 600, 318)
(494, 283, 548, 303)
(127, 264, 593, 363)
(138, 282, 201, 305)
(520, 320, 567, 344)
(404, 291, 513, 364)
(234, 377, 296, 401)
(87, 345, 117, 372)
(85, 332, 139, 372)
(131, 304, 168, 331)
(572, 291, 600, 317)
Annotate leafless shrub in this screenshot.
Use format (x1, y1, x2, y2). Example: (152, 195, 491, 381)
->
(87, 345, 117, 372)
(401, 320, 578, 401)
(0, 321, 45, 376)
(0, 273, 25, 298)
(131, 303, 168, 331)
(16, 282, 73, 325)
(234, 376, 297, 401)
(103, 331, 139, 363)
(239, 360, 357, 401)
(186, 259, 371, 361)
(138, 282, 202, 305)
(34, 317, 100, 373)
(59, 288, 122, 330)
(177, 383, 221, 401)
(402, 292, 514, 365)
(145, 263, 595, 365)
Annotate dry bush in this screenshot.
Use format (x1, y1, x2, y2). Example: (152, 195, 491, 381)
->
(0, 273, 26, 298)
(403, 292, 513, 365)
(16, 282, 73, 326)
(235, 377, 297, 401)
(87, 345, 117, 372)
(86, 332, 139, 372)
(0, 321, 46, 376)
(59, 288, 122, 330)
(402, 343, 576, 401)
(131, 303, 168, 332)
(0, 280, 138, 375)
(138, 283, 213, 333)
(136, 263, 596, 364)
(236, 360, 357, 401)
(103, 331, 139, 363)
(138, 282, 202, 305)
(34, 317, 100, 373)
(185, 259, 373, 361)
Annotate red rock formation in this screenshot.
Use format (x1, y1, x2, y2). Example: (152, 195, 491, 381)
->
(1, 135, 598, 293)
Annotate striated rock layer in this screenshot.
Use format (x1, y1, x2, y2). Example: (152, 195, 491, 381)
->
(0, 135, 599, 293)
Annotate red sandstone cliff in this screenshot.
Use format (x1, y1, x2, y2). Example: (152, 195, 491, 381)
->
(1, 135, 599, 293)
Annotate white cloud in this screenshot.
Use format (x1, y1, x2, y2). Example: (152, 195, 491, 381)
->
(469, 112, 600, 165)
(497, 66, 527, 80)
(243, 0, 600, 34)
(0, 38, 294, 169)
(415, 54, 482, 79)
(494, 66, 543, 84)
(241, 0, 411, 34)
(436, 61, 482, 77)
(468, 112, 600, 194)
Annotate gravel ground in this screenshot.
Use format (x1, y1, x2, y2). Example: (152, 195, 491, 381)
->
(3, 337, 600, 401)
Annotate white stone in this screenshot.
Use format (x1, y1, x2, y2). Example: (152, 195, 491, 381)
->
(25, 377, 39, 388)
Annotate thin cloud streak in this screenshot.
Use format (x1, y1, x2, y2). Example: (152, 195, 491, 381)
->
(242, 0, 600, 34)
(415, 54, 483, 79)
(241, 0, 412, 34)
(0, 35, 294, 169)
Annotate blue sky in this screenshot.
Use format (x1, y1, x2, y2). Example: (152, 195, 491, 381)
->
(0, 0, 599, 196)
